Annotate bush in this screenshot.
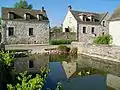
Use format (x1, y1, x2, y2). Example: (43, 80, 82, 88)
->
(93, 34, 112, 44)
(50, 39, 72, 45)
(70, 47, 78, 55)
(57, 45, 70, 53)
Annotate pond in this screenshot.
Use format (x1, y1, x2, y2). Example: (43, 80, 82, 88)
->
(1, 53, 120, 90)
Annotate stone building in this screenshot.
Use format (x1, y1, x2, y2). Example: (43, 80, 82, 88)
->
(1, 7, 49, 44)
(63, 5, 109, 43)
(109, 6, 120, 46)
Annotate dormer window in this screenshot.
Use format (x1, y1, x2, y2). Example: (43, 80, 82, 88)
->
(79, 13, 86, 21)
(83, 16, 86, 21)
(87, 15, 92, 21)
(8, 12, 14, 20)
(37, 14, 43, 21)
(24, 13, 30, 20)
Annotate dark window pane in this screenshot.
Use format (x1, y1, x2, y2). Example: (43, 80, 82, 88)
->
(65, 28, 69, 32)
(91, 27, 95, 34)
(29, 28, 33, 36)
(103, 21, 105, 26)
(29, 60, 34, 68)
(8, 27, 14, 36)
(83, 27, 86, 33)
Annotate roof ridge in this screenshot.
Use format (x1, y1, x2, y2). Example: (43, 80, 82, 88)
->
(2, 7, 40, 11)
(71, 9, 107, 15)
(109, 5, 120, 21)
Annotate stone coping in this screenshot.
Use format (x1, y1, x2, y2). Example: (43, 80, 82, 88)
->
(5, 44, 50, 46)
(81, 53, 120, 63)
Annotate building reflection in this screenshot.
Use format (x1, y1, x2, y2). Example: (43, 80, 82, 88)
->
(107, 74, 120, 90)
(14, 54, 49, 74)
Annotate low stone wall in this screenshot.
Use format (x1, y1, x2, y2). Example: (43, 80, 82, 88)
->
(50, 32, 77, 41)
(72, 42, 120, 60)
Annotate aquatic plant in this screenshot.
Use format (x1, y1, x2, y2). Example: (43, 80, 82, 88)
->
(70, 47, 78, 55)
(57, 45, 70, 53)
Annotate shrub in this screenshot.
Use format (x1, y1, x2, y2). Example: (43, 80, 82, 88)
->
(57, 45, 70, 53)
(93, 34, 112, 44)
(70, 47, 78, 55)
(50, 39, 72, 45)
(7, 68, 49, 90)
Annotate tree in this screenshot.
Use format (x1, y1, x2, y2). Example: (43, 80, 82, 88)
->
(0, 17, 1, 25)
(14, 0, 33, 9)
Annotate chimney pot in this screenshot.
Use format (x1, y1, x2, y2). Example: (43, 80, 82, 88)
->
(41, 6, 45, 12)
(68, 5, 72, 11)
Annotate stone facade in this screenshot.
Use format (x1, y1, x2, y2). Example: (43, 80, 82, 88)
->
(78, 24, 109, 43)
(1, 7, 49, 45)
(2, 20, 49, 44)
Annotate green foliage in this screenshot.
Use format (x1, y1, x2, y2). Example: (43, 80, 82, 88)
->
(70, 47, 78, 55)
(7, 67, 49, 90)
(0, 51, 15, 89)
(93, 34, 112, 44)
(57, 45, 70, 53)
(0, 51, 14, 67)
(14, 0, 33, 9)
(0, 17, 1, 25)
(50, 39, 72, 45)
(50, 26, 62, 32)
(56, 82, 62, 90)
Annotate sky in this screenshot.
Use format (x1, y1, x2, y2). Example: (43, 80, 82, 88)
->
(0, 0, 120, 27)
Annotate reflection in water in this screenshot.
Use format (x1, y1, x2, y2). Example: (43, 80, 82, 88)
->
(107, 74, 120, 90)
(14, 54, 49, 74)
(12, 54, 120, 90)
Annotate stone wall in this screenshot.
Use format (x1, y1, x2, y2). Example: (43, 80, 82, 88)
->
(2, 20, 49, 44)
(50, 32, 77, 40)
(72, 42, 120, 60)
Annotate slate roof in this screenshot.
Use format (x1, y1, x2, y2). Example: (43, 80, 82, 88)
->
(70, 10, 108, 25)
(1, 7, 49, 21)
(109, 6, 120, 21)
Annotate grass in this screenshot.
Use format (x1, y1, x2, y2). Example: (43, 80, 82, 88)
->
(49, 39, 72, 45)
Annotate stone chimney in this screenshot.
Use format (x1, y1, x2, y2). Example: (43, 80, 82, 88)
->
(41, 6, 45, 12)
(41, 6, 47, 17)
(68, 5, 72, 11)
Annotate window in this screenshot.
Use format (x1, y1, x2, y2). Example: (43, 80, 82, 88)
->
(37, 14, 43, 20)
(92, 18, 94, 22)
(91, 27, 95, 34)
(102, 30, 105, 35)
(8, 27, 14, 36)
(29, 60, 34, 68)
(83, 27, 86, 33)
(24, 13, 30, 20)
(29, 28, 33, 36)
(8, 12, 14, 20)
(83, 16, 86, 21)
(103, 21, 105, 26)
(102, 32, 105, 35)
(86, 18, 90, 21)
(65, 28, 69, 32)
